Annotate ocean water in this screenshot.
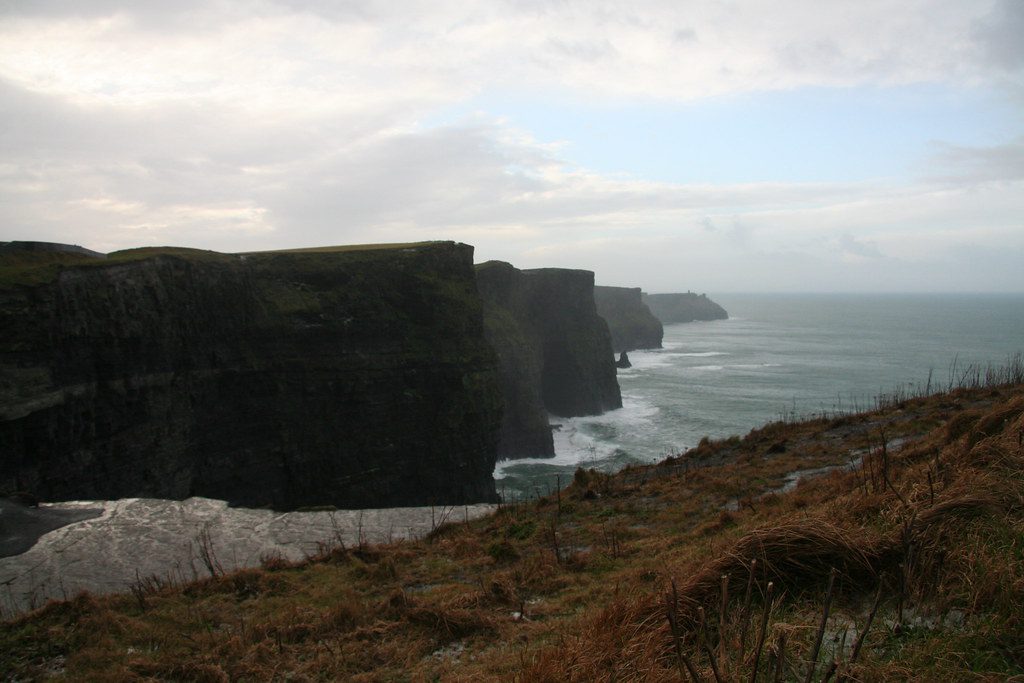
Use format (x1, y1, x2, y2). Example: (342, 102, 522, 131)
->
(494, 293, 1024, 500)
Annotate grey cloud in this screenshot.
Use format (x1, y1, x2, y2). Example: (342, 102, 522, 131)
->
(271, 0, 373, 22)
(927, 137, 1024, 183)
(0, 74, 427, 207)
(0, 0, 175, 18)
(264, 124, 566, 241)
(0, 0, 374, 33)
(777, 39, 845, 72)
(672, 28, 697, 44)
(838, 233, 883, 259)
(973, 0, 1024, 70)
(544, 37, 617, 62)
(0, 0, 223, 30)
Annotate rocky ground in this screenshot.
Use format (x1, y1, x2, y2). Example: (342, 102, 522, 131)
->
(0, 497, 496, 617)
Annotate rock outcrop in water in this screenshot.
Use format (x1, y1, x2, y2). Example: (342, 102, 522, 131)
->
(476, 262, 622, 460)
(594, 285, 664, 353)
(0, 241, 502, 510)
(642, 292, 728, 324)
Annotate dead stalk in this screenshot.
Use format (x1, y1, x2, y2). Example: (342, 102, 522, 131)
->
(698, 606, 724, 683)
(739, 558, 758, 658)
(773, 630, 787, 683)
(719, 574, 730, 680)
(749, 581, 775, 683)
(836, 581, 885, 682)
(667, 579, 704, 683)
(804, 568, 838, 683)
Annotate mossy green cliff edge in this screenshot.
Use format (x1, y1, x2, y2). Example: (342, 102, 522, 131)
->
(0, 241, 503, 510)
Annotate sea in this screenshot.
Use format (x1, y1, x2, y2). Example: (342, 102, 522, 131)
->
(494, 293, 1024, 501)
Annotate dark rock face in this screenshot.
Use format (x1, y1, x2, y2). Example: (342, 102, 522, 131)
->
(475, 262, 553, 461)
(523, 268, 622, 418)
(594, 286, 664, 353)
(476, 262, 621, 460)
(616, 352, 631, 369)
(642, 292, 728, 324)
(0, 242, 503, 510)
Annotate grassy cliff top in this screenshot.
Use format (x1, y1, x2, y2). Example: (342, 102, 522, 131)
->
(4, 373, 1023, 680)
(106, 246, 236, 262)
(246, 241, 447, 255)
(0, 241, 460, 289)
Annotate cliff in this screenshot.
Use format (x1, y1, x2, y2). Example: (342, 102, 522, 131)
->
(642, 292, 728, 324)
(593, 286, 664, 353)
(476, 262, 621, 460)
(0, 241, 502, 510)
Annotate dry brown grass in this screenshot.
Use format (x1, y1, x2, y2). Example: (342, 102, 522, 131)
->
(3, 384, 1023, 681)
(517, 386, 1024, 681)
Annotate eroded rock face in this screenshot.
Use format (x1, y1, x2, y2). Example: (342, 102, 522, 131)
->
(642, 292, 728, 324)
(594, 286, 664, 353)
(0, 242, 502, 510)
(476, 261, 621, 460)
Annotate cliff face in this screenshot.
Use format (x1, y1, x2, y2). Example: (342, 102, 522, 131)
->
(0, 241, 502, 510)
(522, 268, 622, 418)
(594, 286, 664, 353)
(476, 262, 621, 460)
(475, 262, 553, 460)
(642, 292, 728, 324)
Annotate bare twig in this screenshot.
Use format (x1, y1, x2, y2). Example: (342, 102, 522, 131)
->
(804, 568, 838, 683)
(836, 580, 885, 682)
(749, 581, 775, 683)
(718, 574, 730, 680)
(773, 630, 787, 683)
(667, 580, 704, 683)
(739, 558, 758, 658)
(195, 524, 223, 578)
(697, 606, 724, 683)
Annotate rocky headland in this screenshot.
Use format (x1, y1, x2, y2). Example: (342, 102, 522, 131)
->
(642, 291, 728, 324)
(476, 262, 622, 460)
(593, 285, 664, 353)
(0, 241, 503, 510)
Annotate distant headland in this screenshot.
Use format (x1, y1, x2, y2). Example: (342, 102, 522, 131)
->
(642, 291, 729, 324)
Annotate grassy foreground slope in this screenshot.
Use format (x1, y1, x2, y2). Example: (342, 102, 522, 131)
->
(3, 380, 1023, 681)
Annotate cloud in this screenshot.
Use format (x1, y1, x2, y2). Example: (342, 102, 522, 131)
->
(0, 1, 1022, 291)
(838, 234, 884, 260)
(973, 0, 1024, 70)
(927, 137, 1024, 183)
(0, 1, 1017, 108)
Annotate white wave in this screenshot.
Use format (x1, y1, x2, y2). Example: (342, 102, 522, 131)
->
(493, 428, 609, 477)
(617, 349, 673, 371)
(689, 364, 725, 371)
(493, 395, 657, 478)
(618, 349, 729, 374)
(658, 339, 689, 351)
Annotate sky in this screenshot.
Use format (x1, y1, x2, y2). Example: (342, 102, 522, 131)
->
(1, 1, 1022, 293)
